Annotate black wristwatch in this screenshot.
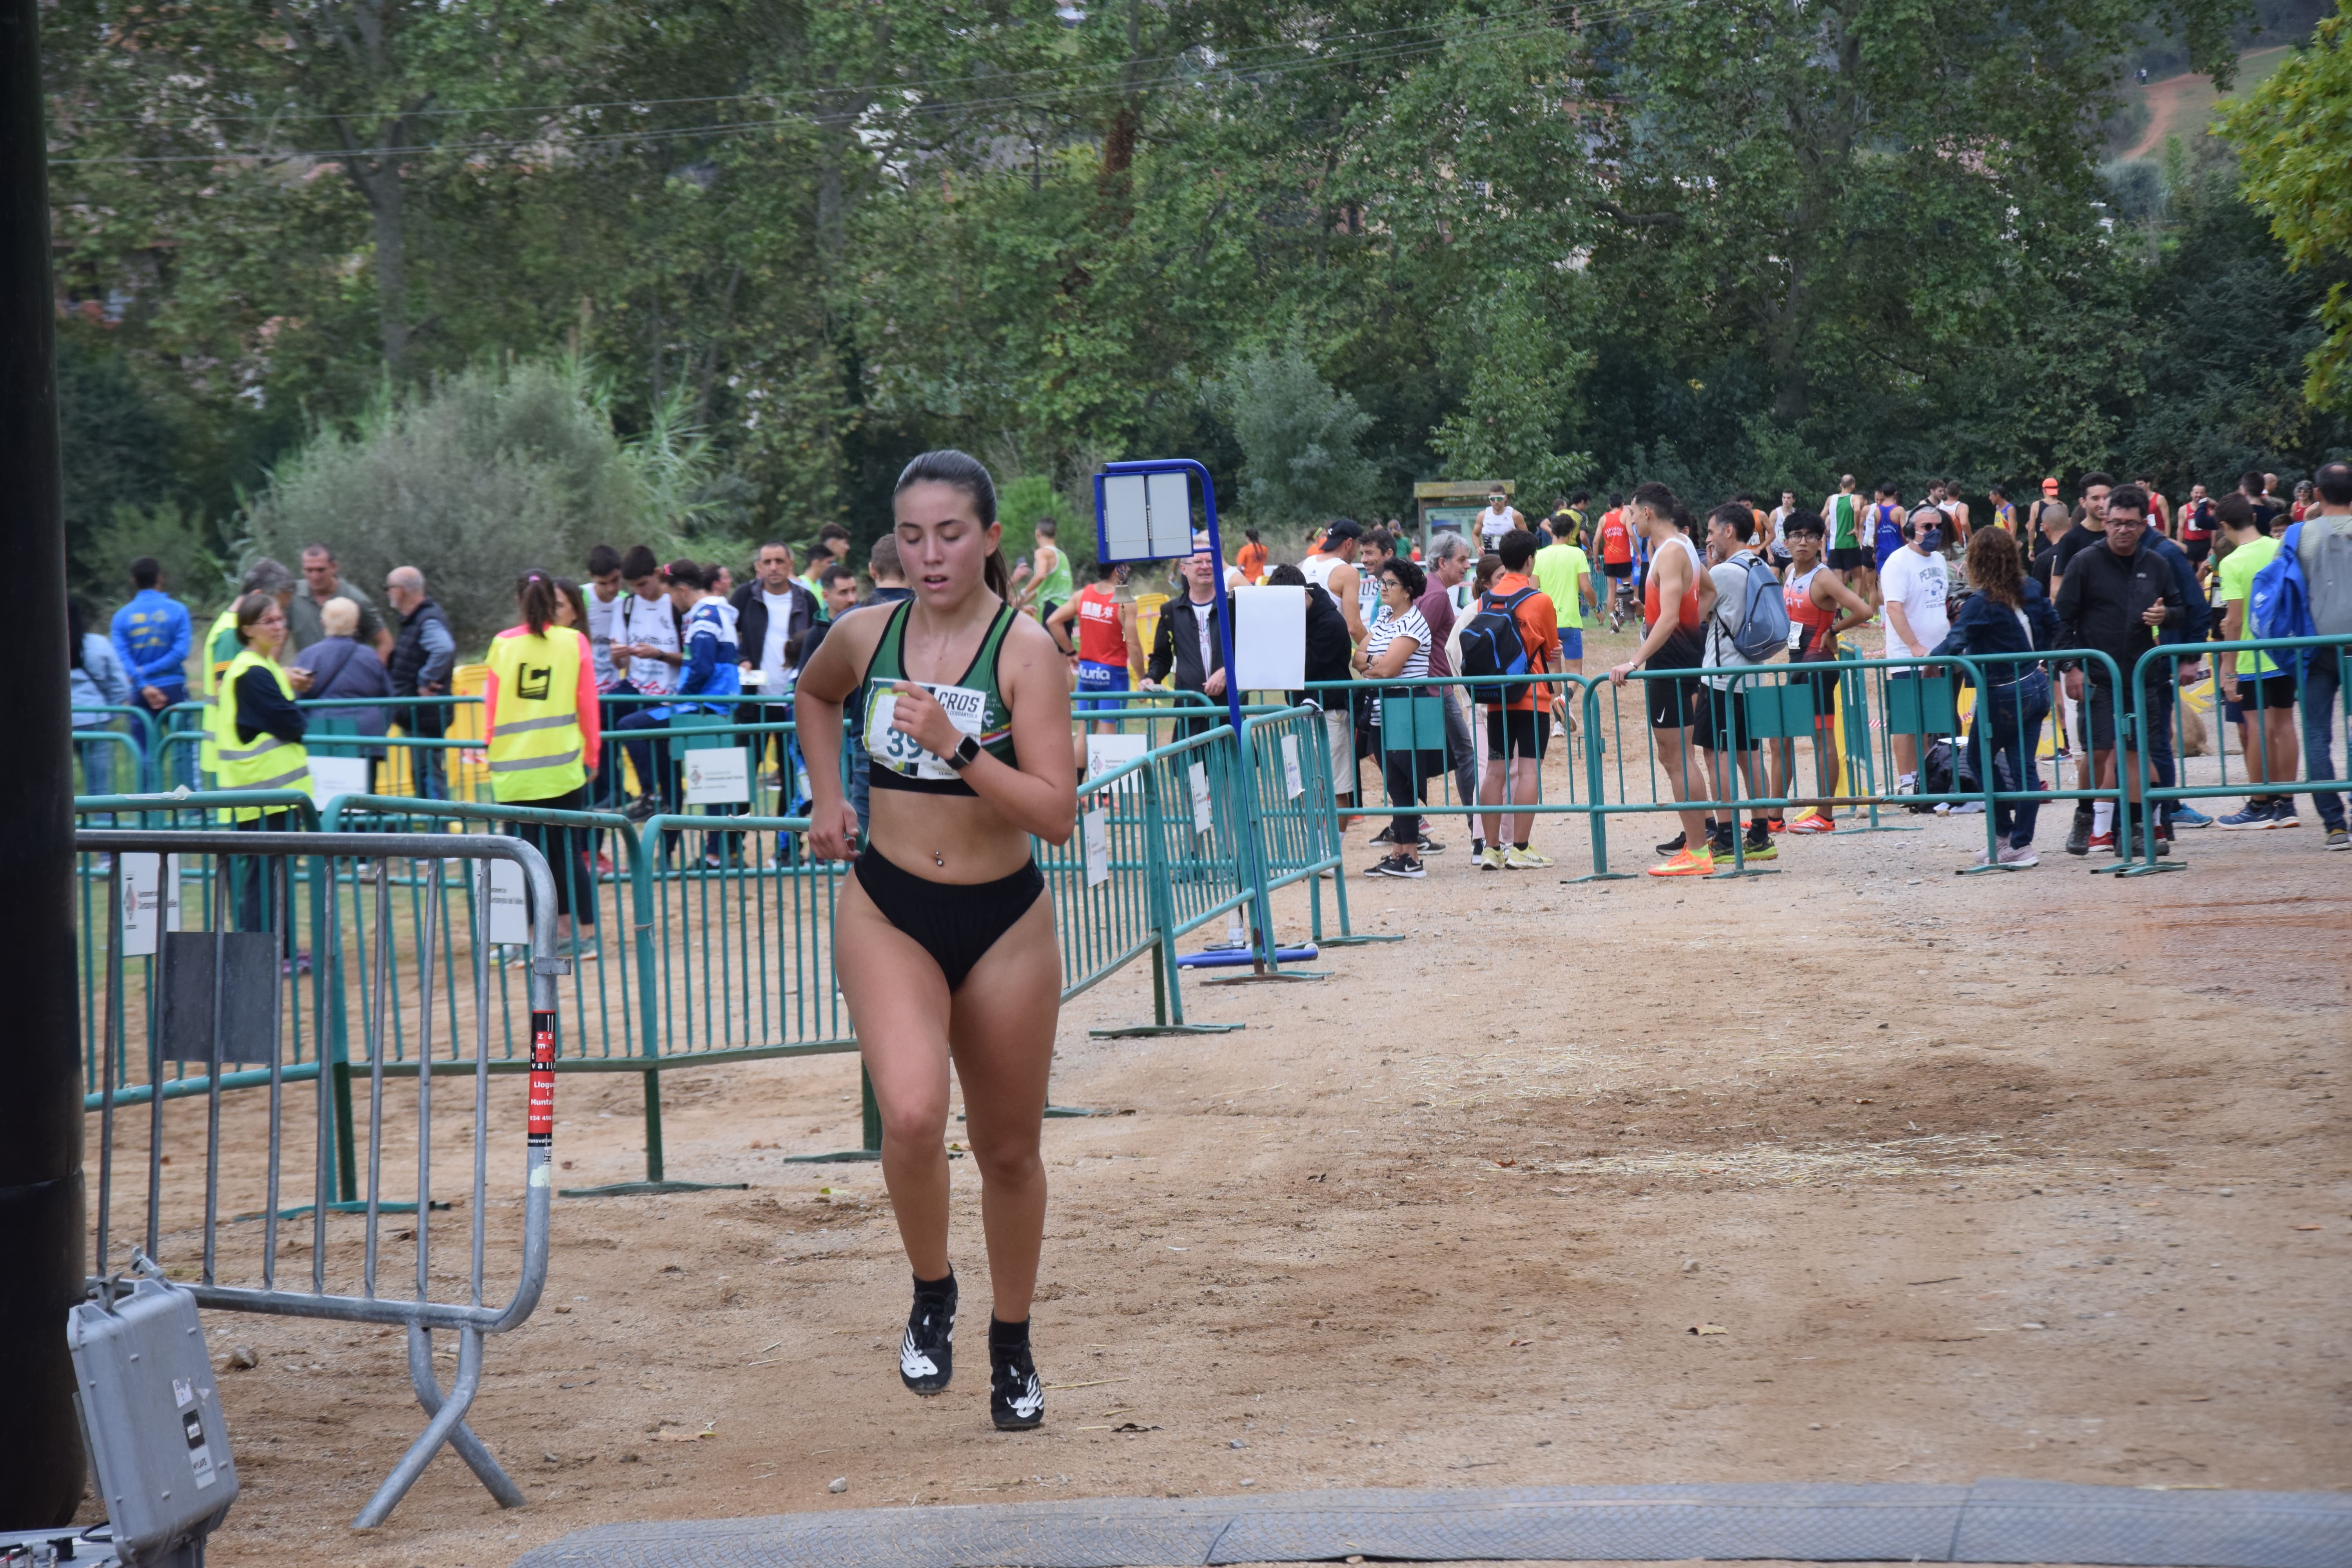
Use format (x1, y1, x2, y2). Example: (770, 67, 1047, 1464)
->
(944, 734, 982, 772)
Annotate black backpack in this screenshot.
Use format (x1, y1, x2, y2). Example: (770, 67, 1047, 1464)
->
(1457, 587, 1538, 706)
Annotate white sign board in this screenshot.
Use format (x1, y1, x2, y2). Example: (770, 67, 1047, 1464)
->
(1232, 585, 1306, 693)
(1281, 735, 1305, 800)
(683, 746, 752, 805)
(473, 857, 530, 946)
(120, 853, 160, 957)
(1188, 761, 1213, 835)
(1083, 808, 1110, 887)
(1085, 733, 1147, 793)
(308, 754, 370, 807)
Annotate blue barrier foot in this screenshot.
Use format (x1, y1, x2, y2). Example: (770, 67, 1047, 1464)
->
(1202, 969, 1328, 985)
(559, 1180, 751, 1196)
(1089, 1022, 1247, 1038)
(238, 1199, 446, 1221)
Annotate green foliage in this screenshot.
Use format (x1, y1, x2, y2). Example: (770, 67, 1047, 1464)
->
(1210, 340, 1377, 531)
(245, 358, 674, 649)
(1430, 276, 1594, 506)
(2220, 0, 2352, 410)
(80, 500, 226, 612)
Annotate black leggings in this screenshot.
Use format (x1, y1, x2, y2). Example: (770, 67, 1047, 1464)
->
(508, 785, 596, 924)
(853, 844, 1045, 991)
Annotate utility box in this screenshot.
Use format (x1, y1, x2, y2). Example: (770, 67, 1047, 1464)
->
(66, 1278, 237, 1567)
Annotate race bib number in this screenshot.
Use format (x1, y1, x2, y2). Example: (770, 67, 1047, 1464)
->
(866, 681, 987, 781)
(1787, 621, 1805, 652)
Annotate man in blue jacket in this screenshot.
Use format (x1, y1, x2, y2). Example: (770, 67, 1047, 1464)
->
(110, 556, 192, 784)
(2141, 519, 2212, 829)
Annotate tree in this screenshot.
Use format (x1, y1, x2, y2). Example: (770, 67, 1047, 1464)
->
(1210, 340, 1377, 532)
(245, 358, 699, 648)
(2220, 0, 2352, 411)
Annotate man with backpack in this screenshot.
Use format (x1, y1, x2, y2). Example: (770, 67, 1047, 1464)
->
(1699, 504, 1787, 863)
(1461, 528, 1563, 870)
(2279, 461, 2352, 849)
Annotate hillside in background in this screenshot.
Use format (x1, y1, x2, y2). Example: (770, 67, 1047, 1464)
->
(2119, 43, 2296, 160)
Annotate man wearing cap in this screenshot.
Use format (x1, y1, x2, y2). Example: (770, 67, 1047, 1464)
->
(1299, 519, 1368, 810)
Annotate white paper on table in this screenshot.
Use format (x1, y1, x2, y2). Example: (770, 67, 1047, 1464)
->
(119, 853, 162, 957)
(1188, 761, 1213, 834)
(1232, 585, 1307, 694)
(683, 746, 752, 804)
(1085, 733, 1147, 793)
(473, 857, 531, 946)
(307, 754, 370, 807)
(1083, 808, 1110, 887)
(1281, 734, 1304, 800)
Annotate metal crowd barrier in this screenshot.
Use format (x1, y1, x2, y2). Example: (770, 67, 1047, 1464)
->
(2128, 634, 2352, 870)
(77, 826, 560, 1528)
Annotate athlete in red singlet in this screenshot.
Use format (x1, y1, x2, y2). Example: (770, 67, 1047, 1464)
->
(1596, 505, 1635, 631)
(1045, 562, 1136, 734)
(1777, 513, 1873, 831)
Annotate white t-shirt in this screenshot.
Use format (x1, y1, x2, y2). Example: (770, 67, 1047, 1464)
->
(584, 584, 624, 690)
(1768, 506, 1793, 556)
(1477, 506, 1516, 547)
(1878, 545, 1951, 660)
(759, 588, 799, 690)
(618, 591, 680, 695)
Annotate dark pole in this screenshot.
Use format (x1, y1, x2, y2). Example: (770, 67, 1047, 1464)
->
(0, 0, 91, 1527)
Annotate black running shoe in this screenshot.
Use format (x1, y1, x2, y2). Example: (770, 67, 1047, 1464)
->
(1655, 831, 1686, 856)
(991, 1337, 1044, 1430)
(899, 1274, 955, 1395)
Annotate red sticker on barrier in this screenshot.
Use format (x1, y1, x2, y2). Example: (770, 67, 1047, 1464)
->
(528, 1013, 556, 1145)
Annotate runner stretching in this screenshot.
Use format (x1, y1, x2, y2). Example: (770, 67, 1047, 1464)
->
(795, 450, 1078, 1432)
(1609, 482, 1717, 877)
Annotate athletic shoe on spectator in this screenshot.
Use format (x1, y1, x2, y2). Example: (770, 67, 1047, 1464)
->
(1477, 846, 1504, 871)
(1997, 844, 2040, 867)
(1503, 846, 1553, 869)
(1417, 835, 1446, 854)
(2065, 810, 2093, 855)
(1788, 813, 1835, 834)
(2086, 829, 2114, 853)
(2169, 805, 2213, 829)
(2217, 802, 2275, 829)
(1647, 846, 1713, 877)
(1656, 830, 1687, 856)
(2270, 798, 2302, 828)
(1740, 822, 1776, 860)
(2325, 826, 2350, 851)
(1364, 853, 1426, 879)
(1369, 824, 1396, 844)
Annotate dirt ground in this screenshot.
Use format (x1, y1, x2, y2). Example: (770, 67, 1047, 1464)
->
(82, 621, 2352, 1568)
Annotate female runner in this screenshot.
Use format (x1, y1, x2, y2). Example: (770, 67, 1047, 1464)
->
(794, 450, 1077, 1430)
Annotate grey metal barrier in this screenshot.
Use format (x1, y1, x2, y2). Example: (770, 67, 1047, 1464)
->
(78, 826, 562, 1529)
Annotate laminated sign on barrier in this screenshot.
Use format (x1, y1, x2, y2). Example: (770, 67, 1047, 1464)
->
(473, 856, 531, 945)
(116, 852, 184, 956)
(683, 746, 751, 804)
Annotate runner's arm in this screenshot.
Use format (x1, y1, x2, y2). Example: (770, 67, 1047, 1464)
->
(1817, 572, 1874, 635)
(885, 615, 1076, 842)
(1044, 595, 1080, 655)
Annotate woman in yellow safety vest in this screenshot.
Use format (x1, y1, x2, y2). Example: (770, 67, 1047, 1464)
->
(213, 591, 314, 969)
(484, 570, 603, 961)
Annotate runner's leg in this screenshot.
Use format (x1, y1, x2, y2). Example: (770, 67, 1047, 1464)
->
(947, 895, 1060, 1324)
(834, 876, 956, 1281)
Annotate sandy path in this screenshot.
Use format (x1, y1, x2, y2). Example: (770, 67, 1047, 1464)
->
(70, 611, 2352, 1566)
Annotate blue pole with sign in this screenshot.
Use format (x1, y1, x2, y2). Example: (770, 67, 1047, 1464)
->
(1094, 460, 1315, 982)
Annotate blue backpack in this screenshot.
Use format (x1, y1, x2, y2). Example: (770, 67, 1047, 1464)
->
(2249, 522, 2316, 674)
(1457, 586, 1537, 706)
(1727, 553, 1791, 662)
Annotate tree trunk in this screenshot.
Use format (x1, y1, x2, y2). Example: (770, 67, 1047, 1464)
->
(370, 145, 408, 371)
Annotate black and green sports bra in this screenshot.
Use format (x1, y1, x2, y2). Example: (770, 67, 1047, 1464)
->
(861, 600, 1020, 795)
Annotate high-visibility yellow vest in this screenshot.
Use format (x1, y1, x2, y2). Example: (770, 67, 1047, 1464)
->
(483, 625, 589, 802)
(212, 647, 310, 818)
(196, 605, 241, 776)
